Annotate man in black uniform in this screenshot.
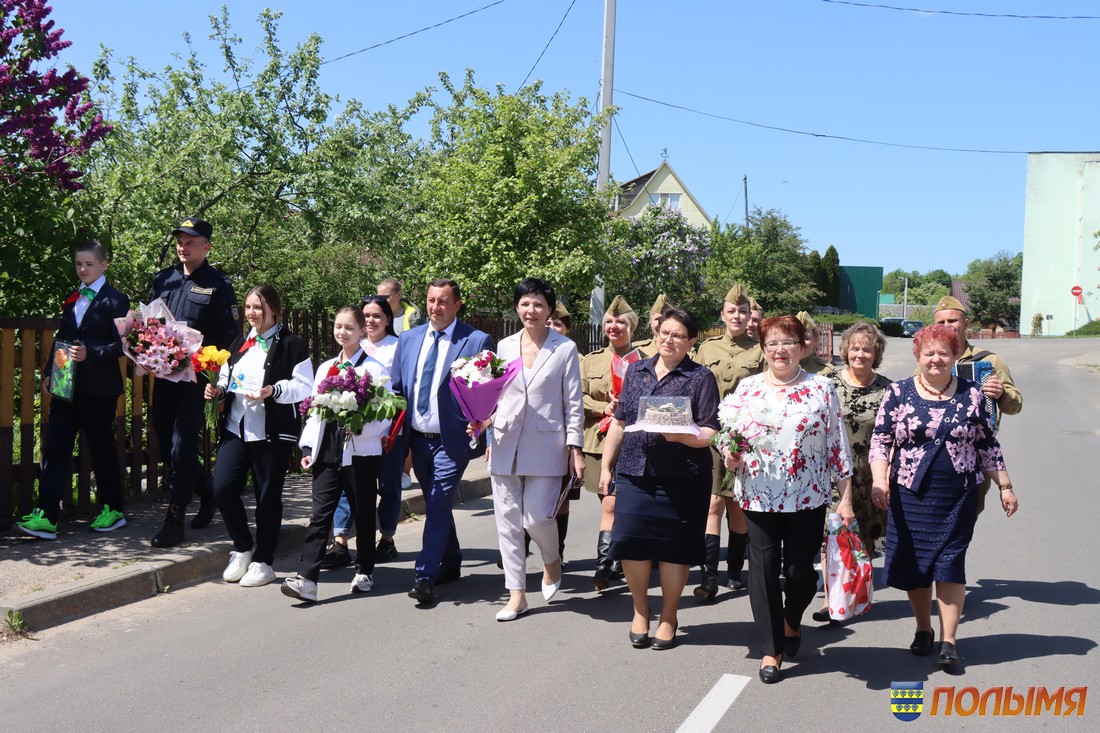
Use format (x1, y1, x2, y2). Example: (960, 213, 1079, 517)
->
(149, 217, 239, 547)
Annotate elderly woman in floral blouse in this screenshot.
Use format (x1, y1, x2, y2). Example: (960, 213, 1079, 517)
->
(722, 315, 853, 684)
(869, 323, 1017, 668)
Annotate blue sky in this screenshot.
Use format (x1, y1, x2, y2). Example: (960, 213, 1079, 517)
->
(51, 0, 1099, 276)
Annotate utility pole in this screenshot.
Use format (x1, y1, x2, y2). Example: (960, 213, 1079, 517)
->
(743, 174, 749, 231)
(590, 0, 615, 325)
(902, 277, 909, 319)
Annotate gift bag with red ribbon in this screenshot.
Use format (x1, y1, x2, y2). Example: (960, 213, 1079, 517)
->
(824, 512, 874, 621)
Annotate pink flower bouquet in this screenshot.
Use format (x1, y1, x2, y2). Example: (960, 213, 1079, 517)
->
(115, 299, 203, 382)
(448, 350, 521, 447)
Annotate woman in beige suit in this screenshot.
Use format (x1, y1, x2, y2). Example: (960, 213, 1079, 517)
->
(478, 278, 585, 621)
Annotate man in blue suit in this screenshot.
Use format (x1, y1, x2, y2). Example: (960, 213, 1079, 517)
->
(18, 240, 131, 540)
(391, 278, 494, 604)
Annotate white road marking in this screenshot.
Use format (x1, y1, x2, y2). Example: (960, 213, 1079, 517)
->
(675, 673, 751, 733)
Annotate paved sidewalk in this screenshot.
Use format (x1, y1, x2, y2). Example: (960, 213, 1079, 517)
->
(0, 462, 491, 631)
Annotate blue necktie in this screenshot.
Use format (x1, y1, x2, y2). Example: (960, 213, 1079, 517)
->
(417, 331, 442, 415)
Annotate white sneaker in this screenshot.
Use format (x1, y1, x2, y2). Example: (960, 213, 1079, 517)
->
(281, 575, 318, 602)
(222, 550, 254, 583)
(401, 472, 412, 489)
(239, 561, 276, 587)
(350, 573, 374, 593)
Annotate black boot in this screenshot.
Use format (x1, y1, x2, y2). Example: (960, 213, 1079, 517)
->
(593, 530, 614, 590)
(152, 503, 186, 548)
(726, 531, 748, 590)
(191, 476, 216, 529)
(556, 513, 569, 562)
(694, 533, 721, 601)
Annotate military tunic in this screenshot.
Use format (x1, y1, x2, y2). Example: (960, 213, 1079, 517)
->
(580, 344, 635, 493)
(695, 331, 765, 495)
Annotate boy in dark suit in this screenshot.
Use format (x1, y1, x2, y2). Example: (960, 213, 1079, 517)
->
(18, 240, 132, 539)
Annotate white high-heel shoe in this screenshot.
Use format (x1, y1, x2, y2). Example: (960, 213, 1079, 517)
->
(541, 574, 562, 602)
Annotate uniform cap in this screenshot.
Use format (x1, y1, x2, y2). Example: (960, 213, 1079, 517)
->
(724, 284, 749, 306)
(649, 293, 673, 315)
(604, 295, 639, 334)
(935, 295, 967, 314)
(171, 217, 213, 240)
(551, 301, 570, 320)
(795, 311, 817, 332)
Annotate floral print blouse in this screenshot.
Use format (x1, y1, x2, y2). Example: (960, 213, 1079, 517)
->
(869, 377, 1006, 491)
(721, 373, 853, 513)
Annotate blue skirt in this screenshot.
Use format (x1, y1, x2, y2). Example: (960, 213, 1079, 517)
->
(883, 447, 977, 590)
(609, 473, 710, 566)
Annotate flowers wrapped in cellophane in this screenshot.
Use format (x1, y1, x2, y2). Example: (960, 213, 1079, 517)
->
(114, 299, 203, 382)
(299, 367, 406, 437)
(448, 350, 520, 447)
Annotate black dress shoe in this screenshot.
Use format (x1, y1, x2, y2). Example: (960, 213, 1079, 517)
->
(435, 566, 461, 585)
(759, 665, 782, 684)
(408, 577, 435, 604)
(629, 631, 651, 649)
(693, 576, 718, 602)
(938, 641, 961, 666)
(651, 622, 678, 651)
(811, 610, 840, 628)
(783, 634, 801, 659)
(910, 630, 935, 657)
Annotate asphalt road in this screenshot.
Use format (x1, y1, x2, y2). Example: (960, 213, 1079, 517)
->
(2, 338, 1098, 732)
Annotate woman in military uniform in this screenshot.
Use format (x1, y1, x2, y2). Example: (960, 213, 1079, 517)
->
(581, 295, 640, 590)
(796, 311, 833, 375)
(692, 284, 763, 599)
(632, 294, 671, 357)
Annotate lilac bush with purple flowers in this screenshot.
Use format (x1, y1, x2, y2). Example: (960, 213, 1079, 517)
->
(0, 0, 111, 190)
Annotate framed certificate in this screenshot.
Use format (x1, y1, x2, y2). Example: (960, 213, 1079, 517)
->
(48, 340, 76, 401)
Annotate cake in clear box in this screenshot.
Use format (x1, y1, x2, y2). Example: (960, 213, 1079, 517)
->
(638, 396, 693, 427)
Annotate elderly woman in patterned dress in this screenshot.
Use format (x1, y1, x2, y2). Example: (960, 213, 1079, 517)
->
(813, 322, 892, 623)
(721, 315, 854, 684)
(869, 323, 1018, 668)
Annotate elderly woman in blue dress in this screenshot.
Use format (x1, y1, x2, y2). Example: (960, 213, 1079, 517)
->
(869, 323, 1018, 667)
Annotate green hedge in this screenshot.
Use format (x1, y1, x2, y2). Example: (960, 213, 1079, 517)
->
(812, 313, 879, 330)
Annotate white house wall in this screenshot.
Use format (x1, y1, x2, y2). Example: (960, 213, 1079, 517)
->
(1020, 152, 1100, 335)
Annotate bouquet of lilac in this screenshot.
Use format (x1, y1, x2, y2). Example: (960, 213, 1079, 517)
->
(299, 367, 406, 436)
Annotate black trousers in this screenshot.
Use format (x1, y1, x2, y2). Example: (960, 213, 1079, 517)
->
(744, 505, 827, 657)
(297, 454, 380, 582)
(151, 378, 207, 505)
(211, 431, 292, 566)
(38, 393, 124, 523)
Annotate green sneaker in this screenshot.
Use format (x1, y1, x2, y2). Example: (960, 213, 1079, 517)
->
(17, 508, 57, 540)
(90, 505, 127, 533)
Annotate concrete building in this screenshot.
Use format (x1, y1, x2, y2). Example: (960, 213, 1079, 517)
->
(1020, 152, 1100, 335)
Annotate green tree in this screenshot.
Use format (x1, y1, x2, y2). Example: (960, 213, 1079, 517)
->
(81, 8, 423, 310)
(805, 249, 824, 306)
(706, 207, 819, 316)
(606, 206, 711, 321)
(399, 71, 613, 315)
(821, 245, 841, 308)
(963, 251, 1022, 329)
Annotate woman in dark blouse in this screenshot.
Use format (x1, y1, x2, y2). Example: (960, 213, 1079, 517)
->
(600, 308, 720, 651)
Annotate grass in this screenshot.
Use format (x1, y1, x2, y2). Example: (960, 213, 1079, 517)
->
(1, 610, 36, 642)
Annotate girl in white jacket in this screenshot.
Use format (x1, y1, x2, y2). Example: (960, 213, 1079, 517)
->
(282, 306, 391, 602)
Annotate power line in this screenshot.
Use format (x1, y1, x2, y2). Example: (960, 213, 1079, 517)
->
(321, 0, 513, 67)
(820, 0, 1100, 20)
(614, 88, 1026, 155)
(723, 176, 745, 225)
(520, 0, 578, 88)
(612, 115, 641, 179)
